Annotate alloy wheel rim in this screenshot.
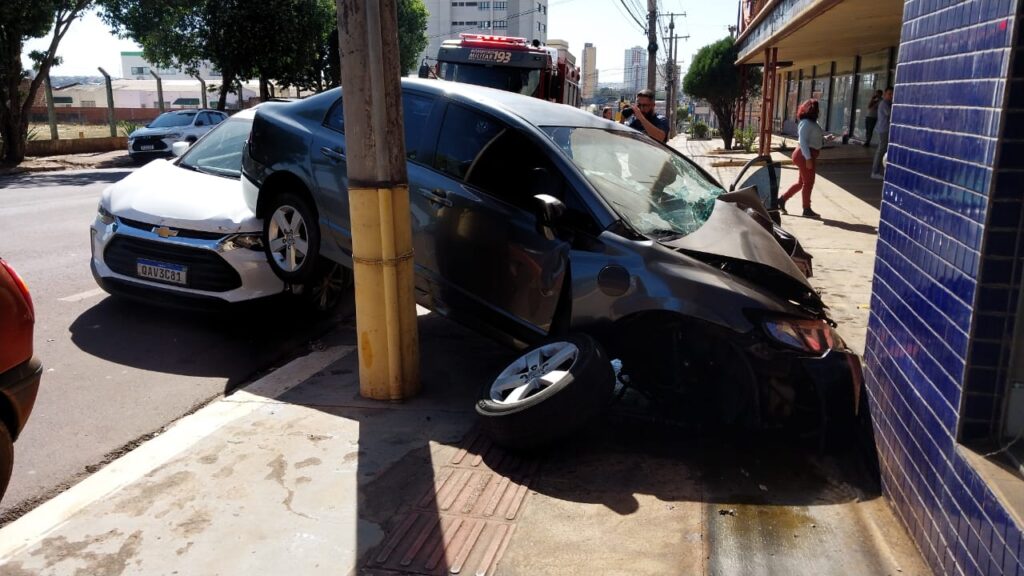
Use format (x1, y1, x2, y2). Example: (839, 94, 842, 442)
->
(489, 342, 579, 405)
(268, 205, 308, 273)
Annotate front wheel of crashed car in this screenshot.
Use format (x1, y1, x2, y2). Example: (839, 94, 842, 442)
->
(476, 334, 615, 452)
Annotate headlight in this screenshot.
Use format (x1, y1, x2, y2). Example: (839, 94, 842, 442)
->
(763, 317, 843, 354)
(97, 204, 115, 225)
(223, 233, 263, 251)
(164, 133, 182, 140)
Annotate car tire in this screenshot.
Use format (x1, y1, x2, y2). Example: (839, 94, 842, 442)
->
(476, 334, 615, 451)
(304, 261, 353, 313)
(263, 192, 321, 284)
(0, 423, 13, 502)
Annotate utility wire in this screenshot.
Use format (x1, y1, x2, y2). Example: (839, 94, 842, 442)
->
(617, 0, 648, 32)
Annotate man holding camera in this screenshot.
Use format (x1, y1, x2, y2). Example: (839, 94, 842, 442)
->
(624, 89, 669, 143)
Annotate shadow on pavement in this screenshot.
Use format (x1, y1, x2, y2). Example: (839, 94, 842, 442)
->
(68, 293, 343, 389)
(815, 163, 883, 211)
(237, 307, 891, 574)
(820, 218, 879, 235)
(0, 168, 133, 187)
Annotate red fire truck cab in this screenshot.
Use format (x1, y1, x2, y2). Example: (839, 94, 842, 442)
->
(431, 34, 581, 107)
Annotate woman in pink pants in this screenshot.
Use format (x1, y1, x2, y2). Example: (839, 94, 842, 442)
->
(779, 99, 823, 218)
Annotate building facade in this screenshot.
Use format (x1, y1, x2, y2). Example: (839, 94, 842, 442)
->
(119, 52, 221, 80)
(736, 1, 1024, 574)
(581, 42, 598, 100)
(623, 45, 647, 96)
(420, 0, 549, 68)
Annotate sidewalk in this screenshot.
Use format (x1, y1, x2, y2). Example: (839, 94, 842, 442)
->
(0, 144, 924, 575)
(0, 150, 133, 176)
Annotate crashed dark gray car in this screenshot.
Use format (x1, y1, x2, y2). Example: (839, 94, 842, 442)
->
(241, 79, 865, 451)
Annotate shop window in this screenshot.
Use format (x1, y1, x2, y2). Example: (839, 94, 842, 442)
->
(853, 49, 889, 141)
(812, 62, 830, 132)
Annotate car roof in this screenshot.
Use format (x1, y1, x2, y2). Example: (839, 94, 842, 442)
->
(271, 78, 634, 134)
(400, 77, 632, 132)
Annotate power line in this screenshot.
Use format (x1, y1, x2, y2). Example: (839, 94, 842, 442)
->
(617, 0, 647, 33)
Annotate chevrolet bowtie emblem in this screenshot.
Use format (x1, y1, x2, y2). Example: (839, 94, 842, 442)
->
(154, 226, 178, 238)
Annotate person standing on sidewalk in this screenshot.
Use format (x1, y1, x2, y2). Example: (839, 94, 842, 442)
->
(863, 89, 883, 147)
(779, 99, 824, 218)
(871, 87, 894, 180)
(626, 89, 669, 143)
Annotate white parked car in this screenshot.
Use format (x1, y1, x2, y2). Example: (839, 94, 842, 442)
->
(92, 108, 291, 308)
(127, 109, 228, 162)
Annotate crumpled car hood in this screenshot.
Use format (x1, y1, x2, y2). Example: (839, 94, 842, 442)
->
(107, 159, 258, 234)
(664, 199, 822, 309)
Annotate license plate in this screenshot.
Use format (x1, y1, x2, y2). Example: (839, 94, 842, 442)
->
(137, 258, 187, 285)
(140, 144, 154, 151)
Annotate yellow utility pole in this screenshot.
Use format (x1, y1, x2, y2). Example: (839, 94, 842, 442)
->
(337, 0, 420, 400)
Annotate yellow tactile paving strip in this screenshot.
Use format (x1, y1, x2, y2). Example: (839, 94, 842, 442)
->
(365, 433, 539, 576)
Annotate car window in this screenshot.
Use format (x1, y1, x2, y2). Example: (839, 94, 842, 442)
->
(466, 129, 556, 210)
(433, 104, 502, 180)
(324, 98, 344, 134)
(210, 112, 225, 125)
(178, 117, 253, 178)
(148, 111, 196, 128)
(403, 92, 435, 162)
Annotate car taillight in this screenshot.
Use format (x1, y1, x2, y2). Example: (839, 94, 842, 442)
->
(1, 259, 34, 321)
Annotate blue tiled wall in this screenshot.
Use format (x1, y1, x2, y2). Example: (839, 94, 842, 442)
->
(866, 0, 1024, 575)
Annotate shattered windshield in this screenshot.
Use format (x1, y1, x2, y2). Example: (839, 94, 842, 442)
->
(541, 127, 724, 239)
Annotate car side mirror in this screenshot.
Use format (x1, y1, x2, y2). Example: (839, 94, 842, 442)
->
(171, 141, 191, 157)
(196, 120, 205, 126)
(533, 194, 565, 225)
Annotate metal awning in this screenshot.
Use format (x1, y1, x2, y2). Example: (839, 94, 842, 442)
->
(736, 0, 902, 66)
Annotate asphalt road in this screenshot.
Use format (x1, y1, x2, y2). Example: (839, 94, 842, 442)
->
(0, 168, 341, 522)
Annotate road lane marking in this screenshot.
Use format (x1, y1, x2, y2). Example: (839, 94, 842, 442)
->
(58, 288, 106, 302)
(0, 344, 355, 558)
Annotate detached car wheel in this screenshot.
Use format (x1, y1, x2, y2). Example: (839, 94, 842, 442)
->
(476, 334, 614, 451)
(263, 192, 320, 283)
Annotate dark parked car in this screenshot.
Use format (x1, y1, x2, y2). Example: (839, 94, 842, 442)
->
(0, 258, 42, 500)
(241, 79, 866, 450)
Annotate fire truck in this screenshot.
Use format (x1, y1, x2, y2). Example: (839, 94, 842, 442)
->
(430, 34, 581, 107)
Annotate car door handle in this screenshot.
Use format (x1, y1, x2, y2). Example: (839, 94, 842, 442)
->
(417, 187, 452, 207)
(320, 146, 345, 161)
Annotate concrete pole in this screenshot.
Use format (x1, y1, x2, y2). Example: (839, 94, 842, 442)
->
(666, 17, 675, 138)
(337, 0, 420, 400)
(646, 0, 658, 92)
(193, 75, 208, 108)
(97, 67, 117, 137)
(150, 70, 164, 112)
(44, 75, 58, 140)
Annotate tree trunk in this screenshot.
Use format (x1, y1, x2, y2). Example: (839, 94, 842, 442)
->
(216, 70, 233, 110)
(712, 102, 735, 151)
(259, 76, 271, 101)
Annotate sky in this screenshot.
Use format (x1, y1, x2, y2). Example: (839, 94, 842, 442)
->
(22, 1, 740, 83)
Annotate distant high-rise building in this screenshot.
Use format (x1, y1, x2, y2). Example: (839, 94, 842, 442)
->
(420, 0, 549, 73)
(581, 43, 597, 100)
(623, 46, 647, 96)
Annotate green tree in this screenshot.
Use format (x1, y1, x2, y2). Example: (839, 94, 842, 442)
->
(682, 36, 760, 150)
(0, 0, 93, 164)
(395, 0, 428, 74)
